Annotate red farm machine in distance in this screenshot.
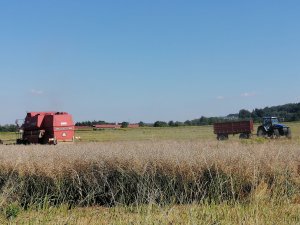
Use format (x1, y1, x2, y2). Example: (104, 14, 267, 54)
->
(16, 112, 75, 145)
(213, 120, 254, 140)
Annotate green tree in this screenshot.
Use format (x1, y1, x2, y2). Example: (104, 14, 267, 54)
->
(184, 120, 192, 126)
(174, 121, 183, 126)
(154, 121, 168, 127)
(238, 109, 251, 119)
(168, 120, 175, 126)
(121, 122, 129, 128)
(138, 121, 145, 127)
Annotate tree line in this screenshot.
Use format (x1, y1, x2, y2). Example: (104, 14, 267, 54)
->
(75, 102, 300, 127)
(0, 124, 17, 132)
(235, 103, 300, 122)
(75, 120, 108, 126)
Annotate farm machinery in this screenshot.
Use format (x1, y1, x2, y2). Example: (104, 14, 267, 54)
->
(214, 116, 291, 140)
(257, 117, 291, 138)
(214, 120, 254, 140)
(16, 112, 75, 145)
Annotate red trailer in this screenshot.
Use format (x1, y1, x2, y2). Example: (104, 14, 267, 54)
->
(213, 120, 254, 140)
(17, 112, 74, 144)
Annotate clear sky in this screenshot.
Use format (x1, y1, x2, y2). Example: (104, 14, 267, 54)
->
(0, 1, 300, 124)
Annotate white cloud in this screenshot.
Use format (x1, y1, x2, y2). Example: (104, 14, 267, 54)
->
(241, 92, 256, 97)
(216, 96, 225, 100)
(30, 89, 44, 95)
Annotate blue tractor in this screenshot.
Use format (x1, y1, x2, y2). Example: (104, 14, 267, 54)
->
(257, 117, 291, 138)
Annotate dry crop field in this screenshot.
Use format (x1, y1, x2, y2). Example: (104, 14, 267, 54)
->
(0, 124, 300, 224)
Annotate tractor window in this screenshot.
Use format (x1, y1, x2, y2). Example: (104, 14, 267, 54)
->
(271, 118, 279, 124)
(264, 118, 271, 125)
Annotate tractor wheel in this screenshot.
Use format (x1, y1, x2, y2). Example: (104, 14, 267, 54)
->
(257, 127, 266, 137)
(286, 128, 292, 139)
(273, 129, 280, 139)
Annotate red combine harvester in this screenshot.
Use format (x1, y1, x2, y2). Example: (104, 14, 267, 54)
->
(213, 120, 254, 140)
(16, 112, 75, 145)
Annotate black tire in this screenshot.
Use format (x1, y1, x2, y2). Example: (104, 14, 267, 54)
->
(257, 127, 266, 137)
(239, 133, 249, 139)
(286, 128, 292, 139)
(217, 134, 228, 141)
(16, 139, 23, 145)
(273, 129, 280, 139)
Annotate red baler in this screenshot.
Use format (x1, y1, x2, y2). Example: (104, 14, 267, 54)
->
(17, 112, 74, 144)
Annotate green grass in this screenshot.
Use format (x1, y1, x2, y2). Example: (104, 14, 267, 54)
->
(2, 122, 300, 144)
(0, 132, 17, 144)
(5, 202, 300, 224)
(76, 126, 214, 142)
(76, 122, 300, 143)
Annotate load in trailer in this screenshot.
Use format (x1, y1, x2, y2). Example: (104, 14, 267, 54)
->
(213, 120, 254, 140)
(16, 112, 74, 145)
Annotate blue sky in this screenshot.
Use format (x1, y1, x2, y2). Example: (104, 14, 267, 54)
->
(0, 1, 300, 124)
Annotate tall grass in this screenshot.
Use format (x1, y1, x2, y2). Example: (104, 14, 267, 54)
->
(0, 140, 299, 209)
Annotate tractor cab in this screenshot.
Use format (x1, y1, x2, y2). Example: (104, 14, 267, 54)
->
(262, 117, 279, 129)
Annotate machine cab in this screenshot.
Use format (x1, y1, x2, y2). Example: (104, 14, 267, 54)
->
(263, 117, 279, 130)
(263, 117, 279, 126)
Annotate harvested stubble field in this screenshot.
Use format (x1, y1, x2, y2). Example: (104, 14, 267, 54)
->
(0, 135, 300, 224)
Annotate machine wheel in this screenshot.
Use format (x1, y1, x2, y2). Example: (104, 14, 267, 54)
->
(273, 129, 280, 139)
(217, 134, 228, 141)
(23, 140, 30, 145)
(16, 139, 23, 145)
(257, 127, 266, 137)
(286, 128, 292, 139)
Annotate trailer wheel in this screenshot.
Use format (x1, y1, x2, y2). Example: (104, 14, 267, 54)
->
(217, 134, 228, 141)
